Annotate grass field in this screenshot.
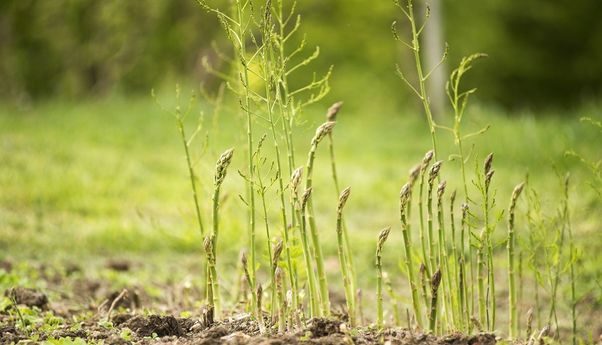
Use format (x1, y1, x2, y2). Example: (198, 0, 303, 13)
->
(1, 95, 601, 342)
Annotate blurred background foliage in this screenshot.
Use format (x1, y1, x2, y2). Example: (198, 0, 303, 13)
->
(1, 0, 601, 111)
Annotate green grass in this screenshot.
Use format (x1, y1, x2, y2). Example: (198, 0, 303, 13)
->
(0, 95, 599, 256)
(0, 95, 601, 335)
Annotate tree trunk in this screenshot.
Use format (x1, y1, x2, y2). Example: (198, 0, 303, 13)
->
(422, 0, 446, 120)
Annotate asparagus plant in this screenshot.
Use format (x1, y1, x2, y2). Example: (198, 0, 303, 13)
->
(209, 148, 234, 317)
(376, 226, 392, 330)
(400, 182, 424, 328)
(304, 121, 336, 316)
(507, 182, 525, 338)
(335, 187, 356, 326)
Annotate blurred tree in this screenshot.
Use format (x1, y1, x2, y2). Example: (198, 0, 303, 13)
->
(0, 0, 601, 111)
(422, 0, 446, 120)
(0, 0, 220, 101)
(445, 0, 602, 109)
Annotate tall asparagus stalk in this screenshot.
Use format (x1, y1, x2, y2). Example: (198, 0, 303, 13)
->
(429, 269, 443, 332)
(304, 121, 336, 315)
(449, 190, 462, 329)
(204, 235, 217, 317)
(436, 181, 454, 329)
(275, 267, 286, 333)
(475, 153, 494, 329)
(298, 187, 320, 317)
(427, 161, 443, 273)
(241, 253, 258, 319)
(376, 226, 392, 330)
(418, 151, 435, 276)
(400, 183, 424, 328)
(209, 148, 234, 317)
(393, 0, 441, 158)
(507, 182, 525, 338)
(336, 187, 356, 326)
(564, 175, 577, 345)
(326, 102, 358, 319)
(256, 284, 265, 333)
(258, 3, 298, 309)
(477, 228, 487, 328)
(483, 153, 495, 330)
(460, 203, 473, 331)
(272, 239, 284, 319)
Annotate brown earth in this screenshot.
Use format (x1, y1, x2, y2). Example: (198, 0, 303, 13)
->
(1, 312, 498, 344)
(0, 259, 501, 344)
(1, 291, 497, 345)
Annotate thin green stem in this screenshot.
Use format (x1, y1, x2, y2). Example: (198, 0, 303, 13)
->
(449, 191, 462, 330)
(384, 274, 401, 326)
(418, 151, 434, 277)
(328, 131, 358, 318)
(406, 0, 439, 157)
(176, 119, 205, 235)
(482, 160, 494, 331)
(426, 162, 442, 276)
(233, 0, 258, 293)
(477, 230, 487, 329)
(376, 227, 391, 330)
(429, 269, 442, 333)
(460, 203, 472, 332)
(210, 149, 234, 317)
(204, 236, 219, 318)
(436, 182, 454, 331)
(400, 183, 424, 328)
(258, 187, 275, 317)
(241, 253, 258, 319)
(336, 187, 356, 326)
(376, 268, 384, 329)
(418, 172, 431, 277)
(299, 188, 320, 317)
(260, 13, 299, 310)
(275, 268, 286, 333)
(564, 176, 577, 345)
(507, 182, 524, 339)
(304, 122, 335, 316)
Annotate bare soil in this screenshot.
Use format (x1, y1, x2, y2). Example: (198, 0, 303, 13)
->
(0, 259, 499, 344)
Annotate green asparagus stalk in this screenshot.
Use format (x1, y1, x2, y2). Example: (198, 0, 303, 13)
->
(336, 187, 357, 326)
(304, 121, 336, 316)
(400, 183, 424, 327)
(376, 226, 392, 330)
(507, 182, 525, 339)
(429, 269, 443, 332)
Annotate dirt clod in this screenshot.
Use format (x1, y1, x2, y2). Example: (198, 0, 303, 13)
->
(5, 287, 48, 309)
(305, 318, 343, 338)
(50, 329, 88, 340)
(64, 262, 81, 276)
(205, 324, 231, 339)
(122, 314, 183, 337)
(0, 260, 12, 272)
(468, 333, 497, 345)
(106, 259, 131, 272)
